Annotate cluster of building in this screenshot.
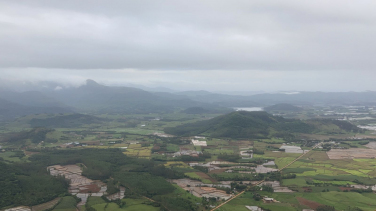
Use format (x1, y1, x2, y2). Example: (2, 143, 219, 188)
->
(172, 179, 232, 200)
(172, 150, 202, 157)
(48, 165, 107, 206)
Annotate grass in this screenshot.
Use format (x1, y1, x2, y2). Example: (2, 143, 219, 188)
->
(184, 172, 213, 184)
(86, 196, 106, 207)
(166, 144, 179, 152)
(184, 172, 201, 180)
(205, 148, 234, 155)
(89, 198, 159, 211)
(123, 146, 152, 158)
(282, 168, 316, 174)
(282, 177, 310, 187)
(0, 151, 23, 162)
(218, 191, 376, 211)
(312, 179, 355, 185)
(53, 196, 77, 211)
(300, 192, 376, 211)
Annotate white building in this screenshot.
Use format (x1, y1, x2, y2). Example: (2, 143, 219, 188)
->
(192, 139, 207, 146)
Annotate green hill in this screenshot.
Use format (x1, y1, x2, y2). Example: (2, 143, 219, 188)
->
(164, 111, 362, 138)
(165, 111, 313, 138)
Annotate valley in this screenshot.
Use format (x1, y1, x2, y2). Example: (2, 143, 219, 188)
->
(1, 84, 376, 211)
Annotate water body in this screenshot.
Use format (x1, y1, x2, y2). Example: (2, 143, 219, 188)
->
(233, 107, 263, 112)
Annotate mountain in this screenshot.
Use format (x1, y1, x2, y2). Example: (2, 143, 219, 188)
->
(175, 91, 376, 107)
(264, 103, 303, 112)
(164, 111, 362, 138)
(45, 80, 215, 114)
(176, 91, 260, 107)
(0, 98, 72, 121)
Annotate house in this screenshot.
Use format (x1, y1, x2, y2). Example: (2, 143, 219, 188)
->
(263, 197, 277, 203)
(245, 206, 262, 211)
(191, 139, 207, 146)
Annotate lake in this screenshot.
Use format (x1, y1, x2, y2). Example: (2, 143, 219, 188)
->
(233, 107, 263, 111)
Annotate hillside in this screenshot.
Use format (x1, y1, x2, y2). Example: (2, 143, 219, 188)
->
(165, 111, 362, 138)
(29, 113, 105, 128)
(264, 103, 303, 112)
(0, 98, 72, 121)
(0, 89, 68, 107)
(165, 111, 313, 138)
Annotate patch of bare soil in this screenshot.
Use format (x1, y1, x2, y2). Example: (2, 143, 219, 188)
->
(302, 187, 312, 192)
(79, 184, 101, 193)
(339, 187, 353, 191)
(297, 197, 322, 209)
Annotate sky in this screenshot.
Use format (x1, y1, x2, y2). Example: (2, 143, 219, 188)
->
(0, 0, 376, 93)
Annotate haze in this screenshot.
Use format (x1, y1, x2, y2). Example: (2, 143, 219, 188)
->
(1, 0, 376, 92)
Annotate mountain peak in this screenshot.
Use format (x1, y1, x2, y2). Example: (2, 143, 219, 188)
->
(85, 79, 101, 87)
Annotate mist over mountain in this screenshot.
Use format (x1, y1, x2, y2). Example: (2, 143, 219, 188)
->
(0, 98, 72, 120)
(1, 79, 376, 121)
(41, 80, 219, 114)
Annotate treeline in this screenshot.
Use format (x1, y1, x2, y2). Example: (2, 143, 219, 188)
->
(1, 128, 53, 146)
(0, 161, 69, 208)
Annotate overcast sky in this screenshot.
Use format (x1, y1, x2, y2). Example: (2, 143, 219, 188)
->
(1, 0, 376, 92)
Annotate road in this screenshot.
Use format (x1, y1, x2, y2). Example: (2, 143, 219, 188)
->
(210, 142, 322, 211)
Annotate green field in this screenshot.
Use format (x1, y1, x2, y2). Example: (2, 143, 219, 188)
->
(53, 196, 77, 211)
(87, 197, 160, 211)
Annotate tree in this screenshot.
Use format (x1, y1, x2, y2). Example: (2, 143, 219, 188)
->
(316, 205, 335, 211)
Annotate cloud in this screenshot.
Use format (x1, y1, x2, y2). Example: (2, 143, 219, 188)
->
(1, 69, 375, 92)
(0, 0, 376, 71)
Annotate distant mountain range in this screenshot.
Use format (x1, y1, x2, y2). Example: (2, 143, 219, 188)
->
(264, 103, 303, 112)
(1, 79, 376, 120)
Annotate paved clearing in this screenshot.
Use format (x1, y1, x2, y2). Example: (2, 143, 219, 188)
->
(366, 142, 376, 149)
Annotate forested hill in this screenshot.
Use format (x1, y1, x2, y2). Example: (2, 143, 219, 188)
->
(164, 111, 313, 138)
(164, 111, 363, 138)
